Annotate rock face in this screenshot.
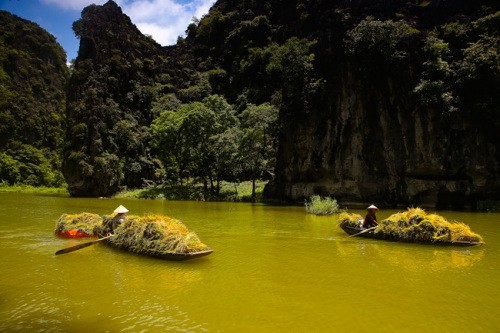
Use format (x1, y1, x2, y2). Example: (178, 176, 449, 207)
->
(59, 0, 499, 206)
(265, 62, 499, 209)
(185, 0, 500, 209)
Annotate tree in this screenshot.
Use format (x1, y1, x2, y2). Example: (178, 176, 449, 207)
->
(238, 103, 279, 201)
(150, 108, 188, 184)
(150, 95, 239, 191)
(201, 95, 240, 192)
(345, 17, 419, 71)
(265, 37, 323, 119)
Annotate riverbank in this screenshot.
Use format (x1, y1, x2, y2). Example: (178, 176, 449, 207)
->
(0, 184, 69, 196)
(114, 180, 267, 202)
(0, 181, 267, 202)
(2, 183, 496, 211)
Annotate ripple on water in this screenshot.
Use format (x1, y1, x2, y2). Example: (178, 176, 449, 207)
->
(113, 301, 209, 332)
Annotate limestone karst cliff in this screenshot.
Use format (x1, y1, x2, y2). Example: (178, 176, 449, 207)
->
(3, 0, 497, 208)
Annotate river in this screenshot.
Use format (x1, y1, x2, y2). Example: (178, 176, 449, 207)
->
(0, 193, 498, 332)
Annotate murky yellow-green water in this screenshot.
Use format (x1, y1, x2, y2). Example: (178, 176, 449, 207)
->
(0, 193, 498, 332)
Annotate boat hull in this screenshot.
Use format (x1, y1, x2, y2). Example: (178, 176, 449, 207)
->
(104, 239, 214, 261)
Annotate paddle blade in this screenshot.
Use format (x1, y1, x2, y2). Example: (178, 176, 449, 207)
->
(55, 235, 112, 255)
(348, 226, 377, 238)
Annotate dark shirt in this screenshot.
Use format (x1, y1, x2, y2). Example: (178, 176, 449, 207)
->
(112, 214, 126, 231)
(362, 213, 378, 228)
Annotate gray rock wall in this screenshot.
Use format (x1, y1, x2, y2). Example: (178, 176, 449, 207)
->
(266, 65, 499, 209)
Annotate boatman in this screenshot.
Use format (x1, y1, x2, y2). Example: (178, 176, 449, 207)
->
(362, 205, 379, 229)
(112, 205, 129, 231)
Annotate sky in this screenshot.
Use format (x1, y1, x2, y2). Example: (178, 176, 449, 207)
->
(0, 0, 216, 62)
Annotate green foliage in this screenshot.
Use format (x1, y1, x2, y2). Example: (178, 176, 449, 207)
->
(151, 93, 181, 115)
(345, 17, 419, 71)
(150, 94, 277, 200)
(265, 37, 322, 117)
(413, 34, 457, 113)
(178, 72, 212, 102)
(459, 35, 498, 81)
(476, 200, 500, 212)
(0, 11, 67, 187)
(64, 1, 168, 196)
(413, 11, 499, 117)
(115, 180, 267, 202)
(305, 195, 339, 215)
(0, 152, 21, 185)
(0, 142, 64, 186)
(0, 183, 68, 195)
(238, 102, 279, 200)
(2, 1, 499, 205)
(151, 95, 240, 190)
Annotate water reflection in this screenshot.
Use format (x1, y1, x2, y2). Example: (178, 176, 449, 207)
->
(1, 194, 498, 332)
(335, 238, 484, 272)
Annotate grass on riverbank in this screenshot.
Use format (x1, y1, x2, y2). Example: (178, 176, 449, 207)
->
(115, 180, 267, 202)
(0, 184, 68, 195)
(0, 181, 265, 202)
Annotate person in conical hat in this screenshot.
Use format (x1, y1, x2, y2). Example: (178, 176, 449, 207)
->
(362, 204, 379, 229)
(112, 205, 128, 231)
(114, 205, 129, 214)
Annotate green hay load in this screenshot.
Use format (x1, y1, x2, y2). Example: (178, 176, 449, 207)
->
(55, 213, 103, 236)
(101, 214, 211, 255)
(338, 212, 364, 228)
(339, 208, 484, 244)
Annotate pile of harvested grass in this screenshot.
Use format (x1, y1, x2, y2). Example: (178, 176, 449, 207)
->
(102, 214, 211, 254)
(338, 212, 363, 228)
(339, 208, 484, 244)
(55, 213, 102, 237)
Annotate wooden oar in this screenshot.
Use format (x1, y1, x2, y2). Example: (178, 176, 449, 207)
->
(55, 235, 113, 256)
(348, 226, 377, 238)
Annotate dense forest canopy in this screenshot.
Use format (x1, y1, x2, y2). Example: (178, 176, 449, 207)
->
(1, 0, 499, 208)
(0, 11, 68, 186)
(63, 1, 166, 196)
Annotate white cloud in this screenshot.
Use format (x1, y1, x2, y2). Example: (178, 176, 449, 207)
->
(135, 22, 176, 45)
(118, 0, 216, 45)
(42, 0, 216, 46)
(41, 0, 107, 11)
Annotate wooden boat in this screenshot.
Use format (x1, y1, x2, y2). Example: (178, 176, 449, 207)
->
(340, 224, 482, 247)
(55, 212, 214, 260)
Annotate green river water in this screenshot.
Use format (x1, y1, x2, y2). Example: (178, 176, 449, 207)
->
(0, 193, 498, 332)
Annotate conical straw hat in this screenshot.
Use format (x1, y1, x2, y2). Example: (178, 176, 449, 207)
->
(113, 205, 129, 213)
(367, 205, 378, 211)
